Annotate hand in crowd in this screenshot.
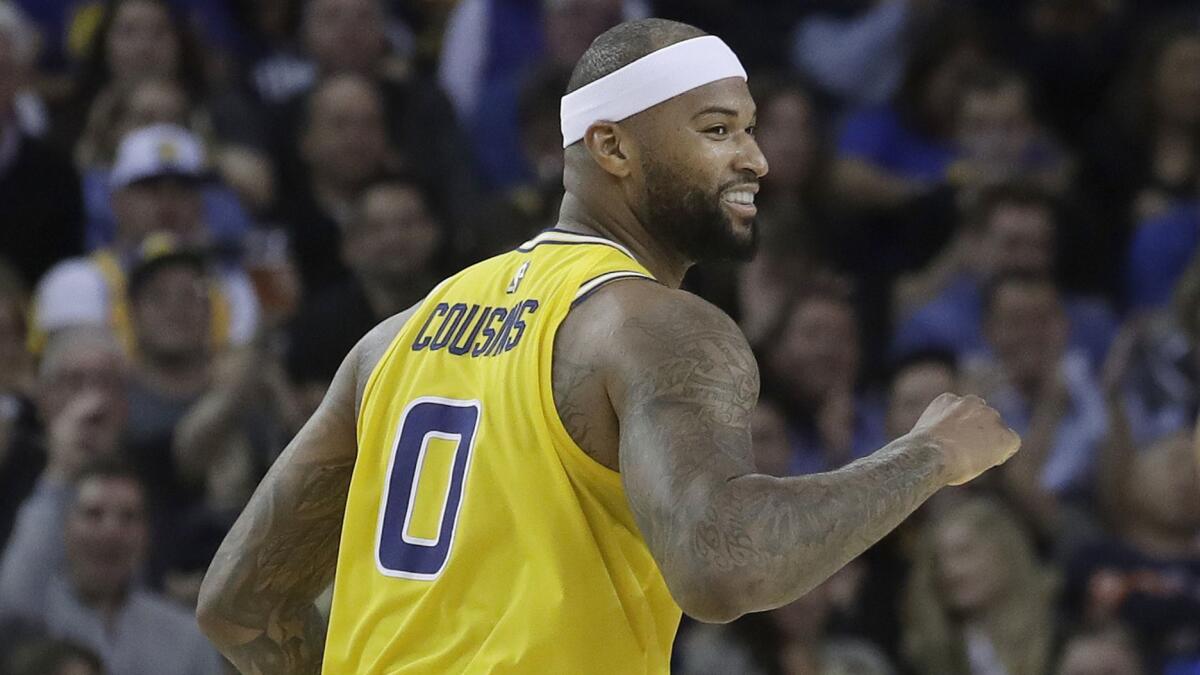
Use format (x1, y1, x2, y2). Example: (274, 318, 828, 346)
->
(44, 391, 111, 483)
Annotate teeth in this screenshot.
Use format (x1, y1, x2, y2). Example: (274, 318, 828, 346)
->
(724, 191, 755, 205)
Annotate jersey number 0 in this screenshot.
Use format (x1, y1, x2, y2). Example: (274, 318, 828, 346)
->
(375, 397, 481, 580)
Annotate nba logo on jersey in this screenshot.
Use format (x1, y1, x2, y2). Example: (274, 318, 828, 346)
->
(506, 261, 530, 294)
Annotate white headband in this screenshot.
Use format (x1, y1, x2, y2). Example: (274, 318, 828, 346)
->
(560, 35, 747, 148)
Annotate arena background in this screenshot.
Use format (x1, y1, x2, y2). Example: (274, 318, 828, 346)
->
(0, 0, 1198, 673)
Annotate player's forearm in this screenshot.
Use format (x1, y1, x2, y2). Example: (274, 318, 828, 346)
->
(687, 433, 947, 620)
(197, 447, 353, 674)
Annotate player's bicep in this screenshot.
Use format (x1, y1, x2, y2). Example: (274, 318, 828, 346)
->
(604, 290, 760, 600)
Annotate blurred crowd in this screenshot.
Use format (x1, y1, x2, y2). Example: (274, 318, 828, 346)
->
(0, 0, 1198, 673)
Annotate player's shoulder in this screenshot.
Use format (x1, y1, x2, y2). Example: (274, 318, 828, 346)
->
(563, 276, 748, 364)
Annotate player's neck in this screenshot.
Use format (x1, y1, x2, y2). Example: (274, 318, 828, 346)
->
(556, 192, 691, 289)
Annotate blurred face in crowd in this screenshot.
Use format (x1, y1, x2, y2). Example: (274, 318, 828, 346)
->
(767, 296, 859, 407)
(113, 177, 205, 247)
(304, 0, 387, 75)
(610, 77, 767, 262)
(106, 0, 180, 86)
(131, 262, 212, 363)
(752, 398, 792, 476)
(65, 475, 148, 603)
(922, 46, 985, 134)
(956, 80, 1036, 165)
(1056, 632, 1145, 675)
(302, 75, 389, 191)
(1154, 34, 1200, 128)
(343, 183, 440, 283)
(984, 280, 1068, 392)
(976, 203, 1056, 280)
(887, 361, 956, 440)
(544, 0, 623, 68)
(756, 89, 819, 193)
(38, 333, 128, 457)
(120, 79, 189, 135)
(1127, 432, 1200, 535)
(935, 513, 1009, 615)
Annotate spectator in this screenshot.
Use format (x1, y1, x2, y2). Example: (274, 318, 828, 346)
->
(275, 74, 397, 296)
(948, 65, 1075, 198)
(903, 497, 1057, 675)
(0, 2, 85, 287)
(75, 77, 262, 251)
(1126, 182, 1200, 312)
(761, 284, 886, 474)
(1066, 428, 1200, 671)
(0, 328, 128, 550)
(0, 459, 222, 674)
(266, 0, 476, 226)
(1100, 258, 1200, 447)
(962, 273, 1108, 538)
(2, 637, 104, 675)
(287, 175, 442, 385)
(885, 349, 957, 441)
(54, 0, 206, 149)
(1055, 623, 1148, 675)
(830, 7, 987, 211)
(123, 249, 224, 509)
(1092, 18, 1200, 226)
(31, 124, 260, 352)
(893, 182, 1117, 368)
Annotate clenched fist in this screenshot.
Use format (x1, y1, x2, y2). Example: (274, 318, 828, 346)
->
(909, 393, 1021, 486)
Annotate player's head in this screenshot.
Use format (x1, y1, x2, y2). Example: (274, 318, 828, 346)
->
(562, 19, 768, 263)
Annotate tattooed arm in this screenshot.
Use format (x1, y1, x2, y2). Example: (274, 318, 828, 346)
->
(197, 310, 415, 674)
(587, 285, 1019, 622)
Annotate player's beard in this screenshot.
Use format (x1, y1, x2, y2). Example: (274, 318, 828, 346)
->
(640, 156, 758, 263)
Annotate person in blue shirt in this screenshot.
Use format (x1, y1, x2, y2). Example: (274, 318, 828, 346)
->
(893, 181, 1117, 369)
(1126, 199, 1200, 310)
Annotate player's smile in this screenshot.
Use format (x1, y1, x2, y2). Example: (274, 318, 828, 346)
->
(720, 184, 758, 220)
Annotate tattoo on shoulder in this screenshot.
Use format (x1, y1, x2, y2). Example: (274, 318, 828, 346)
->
(623, 300, 760, 457)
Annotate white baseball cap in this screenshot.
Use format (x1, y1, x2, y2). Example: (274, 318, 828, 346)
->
(111, 124, 210, 189)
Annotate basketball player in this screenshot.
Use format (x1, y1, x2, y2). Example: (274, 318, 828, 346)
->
(198, 19, 1020, 674)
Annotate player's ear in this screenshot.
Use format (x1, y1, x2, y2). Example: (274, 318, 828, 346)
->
(583, 122, 632, 178)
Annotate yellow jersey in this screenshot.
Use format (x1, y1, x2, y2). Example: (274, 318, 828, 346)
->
(324, 229, 683, 673)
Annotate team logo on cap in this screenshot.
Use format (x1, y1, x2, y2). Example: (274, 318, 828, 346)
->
(157, 141, 180, 163)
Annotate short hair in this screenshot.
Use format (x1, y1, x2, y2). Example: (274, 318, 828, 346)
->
(127, 250, 209, 303)
(981, 271, 1060, 318)
(963, 181, 1057, 233)
(566, 19, 707, 94)
(888, 348, 958, 384)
